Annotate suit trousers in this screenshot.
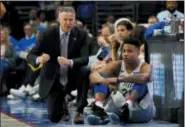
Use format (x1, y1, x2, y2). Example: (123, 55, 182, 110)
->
(47, 66, 91, 123)
(23, 66, 40, 86)
(66, 66, 91, 113)
(47, 76, 66, 123)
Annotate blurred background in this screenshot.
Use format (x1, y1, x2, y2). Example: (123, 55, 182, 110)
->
(0, 1, 184, 127)
(1, 1, 184, 39)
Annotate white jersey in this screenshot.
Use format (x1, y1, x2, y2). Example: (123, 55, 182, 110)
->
(104, 60, 155, 112)
(104, 60, 156, 120)
(118, 60, 144, 98)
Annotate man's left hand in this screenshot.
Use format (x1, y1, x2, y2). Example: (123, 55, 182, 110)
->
(57, 57, 71, 66)
(102, 78, 111, 85)
(102, 78, 117, 85)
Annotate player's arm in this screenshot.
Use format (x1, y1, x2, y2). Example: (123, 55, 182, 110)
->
(89, 61, 121, 85)
(117, 63, 152, 84)
(101, 62, 152, 85)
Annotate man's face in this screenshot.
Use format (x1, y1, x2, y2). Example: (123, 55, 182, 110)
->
(122, 44, 140, 64)
(29, 9, 37, 19)
(24, 25, 33, 37)
(117, 25, 131, 40)
(101, 27, 111, 38)
(0, 31, 6, 42)
(148, 17, 158, 26)
(98, 27, 111, 47)
(58, 12, 75, 33)
(40, 12, 46, 21)
(107, 16, 115, 24)
(166, 1, 177, 11)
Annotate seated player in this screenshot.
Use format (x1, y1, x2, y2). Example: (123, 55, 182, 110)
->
(87, 37, 155, 125)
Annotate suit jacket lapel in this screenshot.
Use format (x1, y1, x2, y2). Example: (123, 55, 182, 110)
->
(68, 28, 76, 56)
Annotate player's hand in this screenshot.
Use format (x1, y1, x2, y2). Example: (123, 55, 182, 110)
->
(89, 72, 104, 85)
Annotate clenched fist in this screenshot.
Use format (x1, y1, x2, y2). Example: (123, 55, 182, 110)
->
(38, 53, 50, 64)
(57, 56, 71, 67)
(98, 36, 109, 47)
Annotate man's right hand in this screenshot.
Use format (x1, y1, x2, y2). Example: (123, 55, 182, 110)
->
(37, 53, 50, 64)
(107, 34, 117, 43)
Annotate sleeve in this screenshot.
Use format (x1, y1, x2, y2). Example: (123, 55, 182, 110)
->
(26, 32, 44, 68)
(157, 12, 165, 22)
(145, 21, 166, 39)
(72, 32, 90, 68)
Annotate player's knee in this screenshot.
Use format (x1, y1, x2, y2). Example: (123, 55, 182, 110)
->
(132, 84, 148, 99)
(132, 84, 147, 92)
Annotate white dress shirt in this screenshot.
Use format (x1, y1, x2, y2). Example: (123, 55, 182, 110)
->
(157, 10, 184, 22)
(36, 27, 74, 67)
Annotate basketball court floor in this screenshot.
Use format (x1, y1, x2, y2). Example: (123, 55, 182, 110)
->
(0, 97, 179, 127)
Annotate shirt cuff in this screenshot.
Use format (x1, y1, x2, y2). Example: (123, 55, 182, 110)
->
(36, 57, 40, 65)
(18, 51, 28, 59)
(70, 60, 73, 68)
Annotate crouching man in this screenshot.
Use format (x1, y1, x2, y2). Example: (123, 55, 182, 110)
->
(87, 37, 155, 125)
